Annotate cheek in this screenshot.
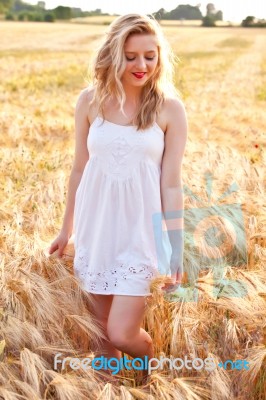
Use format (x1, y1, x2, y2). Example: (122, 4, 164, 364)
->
(149, 57, 158, 71)
(125, 64, 133, 73)
(150, 62, 158, 73)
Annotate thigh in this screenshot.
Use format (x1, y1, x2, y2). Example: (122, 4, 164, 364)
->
(108, 295, 147, 337)
(90, 294, 114, 327)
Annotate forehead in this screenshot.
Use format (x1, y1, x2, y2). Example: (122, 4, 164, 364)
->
(124, 34, 158, 52)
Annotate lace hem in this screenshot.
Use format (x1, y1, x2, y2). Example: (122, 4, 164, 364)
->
(73, 247, 160, 293)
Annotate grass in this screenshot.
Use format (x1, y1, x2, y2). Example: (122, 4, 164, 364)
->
(0, 21, 265, 399)
(255, 56, 266, 101)
(216, 36, 253, 48)
(4, 63, 86, 92)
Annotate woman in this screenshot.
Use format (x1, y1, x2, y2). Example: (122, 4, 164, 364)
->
(49, 13, 188, 384)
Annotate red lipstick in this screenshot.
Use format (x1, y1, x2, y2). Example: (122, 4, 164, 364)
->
(132, 72, 146, 79)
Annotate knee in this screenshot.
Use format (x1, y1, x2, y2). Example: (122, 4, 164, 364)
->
(107, 325, 131, 349)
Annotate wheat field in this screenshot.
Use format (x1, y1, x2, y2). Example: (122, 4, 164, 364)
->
(0, 21, 265, 399)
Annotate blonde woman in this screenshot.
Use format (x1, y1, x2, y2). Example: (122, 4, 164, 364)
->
(49, 13, 188, 384)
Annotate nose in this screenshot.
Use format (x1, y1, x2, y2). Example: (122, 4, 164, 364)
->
(135, 56, 147, 71)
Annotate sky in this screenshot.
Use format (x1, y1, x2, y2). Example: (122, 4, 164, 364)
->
(27, 1, 265, 23)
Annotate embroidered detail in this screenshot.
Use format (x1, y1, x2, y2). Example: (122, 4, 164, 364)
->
(74, 247, 159, 293)
(102, 135, 141, 180)
(89, 121, 160, 181)
(109, 137, 133, 164)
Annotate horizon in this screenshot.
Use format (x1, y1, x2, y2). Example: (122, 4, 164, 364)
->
(25, 1, 265, 23)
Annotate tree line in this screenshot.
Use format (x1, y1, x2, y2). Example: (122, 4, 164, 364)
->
(1, 0, 265, 27)
(1, 0, 109, 22)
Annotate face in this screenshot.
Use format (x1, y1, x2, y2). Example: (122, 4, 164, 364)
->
(121, 33, 159, 87)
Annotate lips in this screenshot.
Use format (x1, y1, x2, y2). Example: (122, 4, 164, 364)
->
(132, 72, 146, 79)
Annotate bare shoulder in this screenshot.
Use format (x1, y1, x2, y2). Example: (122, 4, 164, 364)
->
(75, 86, 97, 123)
(76, 86, 95, 108)
(163, 96, 188, 135)
(157, 97, 186, 134)
(164, 96, 187, 117)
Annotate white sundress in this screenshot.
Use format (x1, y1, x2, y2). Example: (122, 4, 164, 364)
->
(73, 115, 170, 296)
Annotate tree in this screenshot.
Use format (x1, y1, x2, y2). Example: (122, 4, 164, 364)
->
(202, 15, 216, 27)
(154, 5, 202, 20)
(5, 11, 14, 20)
(153, 8, 165, 20)
(215, 10, 223, 21)
(53, 6, 71, 20)
(206, 3, 215, 16)
(241, 16, 255, 27)
(18, 11, 26, 20)
(12, 0, 35, 12)
(44, 12, 54, 22)
(206, 3, 223, 22)
(0, 0, 12, 13)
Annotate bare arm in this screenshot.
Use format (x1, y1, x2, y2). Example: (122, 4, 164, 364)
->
(160, 98, 188, 283)
(60, 88, 92, 237)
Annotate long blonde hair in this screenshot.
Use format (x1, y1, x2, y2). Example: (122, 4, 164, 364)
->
(88, 13, 180, 131)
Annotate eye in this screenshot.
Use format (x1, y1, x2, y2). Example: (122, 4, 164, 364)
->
(125, 57, 155, 61)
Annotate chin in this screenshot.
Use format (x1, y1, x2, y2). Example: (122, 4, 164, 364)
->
(131, 77, 148, 84)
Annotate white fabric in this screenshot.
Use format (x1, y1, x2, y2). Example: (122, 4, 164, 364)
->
(73, 115, 165, 296)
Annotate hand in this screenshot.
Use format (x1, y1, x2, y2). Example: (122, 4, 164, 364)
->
(161, 251, 183, 294)
(47, 230, 72, 259)
(161, 272, 182, 294)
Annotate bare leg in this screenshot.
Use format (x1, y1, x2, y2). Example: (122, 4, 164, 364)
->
(89, 294, 122, 381)
(107, 295, 157, 384)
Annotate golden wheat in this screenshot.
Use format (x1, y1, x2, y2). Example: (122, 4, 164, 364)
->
(0, 21, 265, 399)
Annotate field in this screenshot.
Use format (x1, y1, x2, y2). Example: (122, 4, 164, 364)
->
(0, 21, 266, 399)
(70, 16, 238, 26)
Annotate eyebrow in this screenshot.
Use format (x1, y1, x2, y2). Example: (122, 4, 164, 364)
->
(125, 50, 156, 54)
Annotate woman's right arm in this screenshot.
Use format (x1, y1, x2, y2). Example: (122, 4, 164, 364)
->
(49, 88, 93, 257)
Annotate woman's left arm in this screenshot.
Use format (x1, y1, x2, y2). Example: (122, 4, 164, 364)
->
(160, 98, 188, 286)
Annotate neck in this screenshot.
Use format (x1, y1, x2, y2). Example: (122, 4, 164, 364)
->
(121, 81, 142, 106)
